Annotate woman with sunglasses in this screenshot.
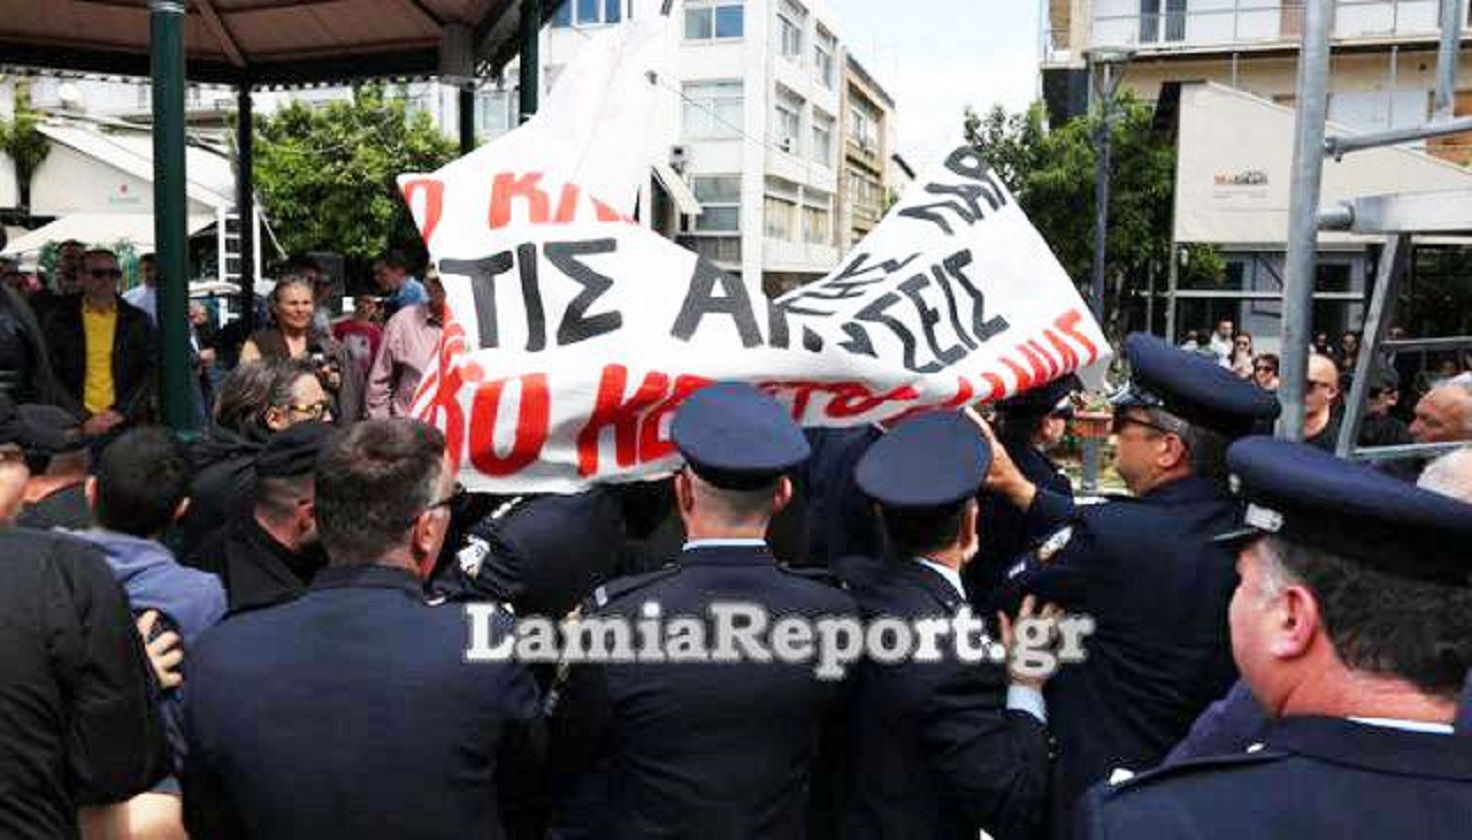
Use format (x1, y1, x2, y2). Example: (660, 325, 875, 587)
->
(1229, 332, 1255, 379)
(240, 276, 364, 424)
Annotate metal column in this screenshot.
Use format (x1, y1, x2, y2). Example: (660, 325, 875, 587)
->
(1434, 0, 1466, 122)
(1335, 234, 1408, 458)
(150, 0, 192, 431)
(236, 84, 256, 338)
(519, 0, 542, 122)
(459, 85, 477, 154)
(1277, 0, 1334, 441)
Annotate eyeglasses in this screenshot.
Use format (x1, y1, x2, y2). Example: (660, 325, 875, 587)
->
(1253, 364, 1275, 373)
(406, 482, 467, 527)
(87, 268, 122, 279)
(286, 400, 332, 420)
(1111, 414, 1177, 437)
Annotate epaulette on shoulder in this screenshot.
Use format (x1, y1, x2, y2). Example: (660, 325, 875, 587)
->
(777, 562, 849, 590)
(1099, 746, 1289, 799)
(422, 588, 515, 613)
(583, 564, 681, 612)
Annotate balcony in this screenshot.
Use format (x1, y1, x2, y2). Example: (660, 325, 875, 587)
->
(1074, 1, 1465, 59)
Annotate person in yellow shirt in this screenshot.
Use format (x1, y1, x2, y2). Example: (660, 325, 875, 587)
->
(41, 250, 156, 436)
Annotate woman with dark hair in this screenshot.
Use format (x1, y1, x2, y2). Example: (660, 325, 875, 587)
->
(179, 359, 329, 565)
(239, 277, 364, 424)
(1230, 332, 1255, 379)
(964, 376, 1080, 606)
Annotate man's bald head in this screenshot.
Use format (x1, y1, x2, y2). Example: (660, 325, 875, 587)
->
(1304, 354, 1340, 419)
(1411, 375, 1472, 445)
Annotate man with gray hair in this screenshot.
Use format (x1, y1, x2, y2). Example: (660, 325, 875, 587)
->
(183, 419, 542, 839)
(1410, 372, 1472, 445)
(1079, 438, 1472, 837)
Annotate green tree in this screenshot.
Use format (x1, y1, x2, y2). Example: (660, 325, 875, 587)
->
(0, 82, 51, 210)
(253, 84, 458, 262)
(963, 97, 1223, 340)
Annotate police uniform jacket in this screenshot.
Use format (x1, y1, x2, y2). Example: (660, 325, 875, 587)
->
(550, 543, 856, 840)
(182, 563, 543, 840)
(998, 475, 1242, 837)
(969, 435, 1075, 606)
(1076, 716, 1472, 838)
(833, 557, 1049, 840)
(0, 528, 166, 839)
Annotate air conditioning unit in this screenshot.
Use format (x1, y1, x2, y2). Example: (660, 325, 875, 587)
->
(778, 136, 794, 154)
(669, 144, 690, 172)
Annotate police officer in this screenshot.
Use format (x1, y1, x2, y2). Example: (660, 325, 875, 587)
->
(549, 382, 856, 838)
(967, 375, 1080, 604)
(994, 333, 1280, 838)
(834, 410, 1052, 840)
(182, 419, 542, 839)
(192, 421, 336, 611)
(1076, 438, 1472, 837)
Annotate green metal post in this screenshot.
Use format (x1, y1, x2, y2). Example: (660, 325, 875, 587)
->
(519, 0, 542, 122)
(459, 85, 476, 154)
(150, 0, 193, 431)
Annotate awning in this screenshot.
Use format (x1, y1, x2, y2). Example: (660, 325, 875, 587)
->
(653, 161, 702, 217)
(2, 213, 215, 256)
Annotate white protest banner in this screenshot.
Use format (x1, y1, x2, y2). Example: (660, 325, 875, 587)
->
(400, 24, 1109, 494)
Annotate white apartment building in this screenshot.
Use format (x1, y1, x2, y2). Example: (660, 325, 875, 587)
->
(489, 0, 854, 294)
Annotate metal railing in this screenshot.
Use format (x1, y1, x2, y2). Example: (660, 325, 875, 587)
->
(1076, 0, 1465, 59)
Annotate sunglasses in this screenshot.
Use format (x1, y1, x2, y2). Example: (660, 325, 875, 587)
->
(286, 400, 332, 420)
(87, 268, 123, 279)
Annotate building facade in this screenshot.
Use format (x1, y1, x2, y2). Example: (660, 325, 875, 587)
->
(837, 54, 897, 250)
(1040, 0, 1472, 347)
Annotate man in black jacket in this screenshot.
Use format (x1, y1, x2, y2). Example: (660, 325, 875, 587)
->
(0, 394, 167, 838)
(41, 249, 156, 435)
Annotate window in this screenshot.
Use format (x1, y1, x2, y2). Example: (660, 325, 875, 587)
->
(682, 80, 743, 139)
(811, 109, 834, 166)
(813, 27, 836, 88)
(554, 0, 621, 27)
(849, 98, 880, 152)
(765, 178, 800, 240)
(765, 196, 797, 239)
(690, 175, 742, 233)
(777, 0, 806, 59)
(475, 88, 518, 136)
(803, 190, 832, 244)
(686, 0, 744, 41)
(1138, 0, 1186, 43)
(774, 87, 803, 154)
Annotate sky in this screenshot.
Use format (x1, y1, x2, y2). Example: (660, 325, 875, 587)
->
(828, 0, 1042, 171)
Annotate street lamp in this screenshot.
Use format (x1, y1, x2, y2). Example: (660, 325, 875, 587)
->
(1081, 45, 1133, 493)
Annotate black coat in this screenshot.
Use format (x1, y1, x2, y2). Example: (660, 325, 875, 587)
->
(193, 516, 327, 613)
(177, 428, 266, 566)
(1077, 716, 1472, 839)
(832, 558, 1050, 840)
(182, 564, 543, 839)
(996, 475, 1243, 838)
(41, 295, 156, 421)
(0, 528, 166, 838)
(550, 544, 856, 840)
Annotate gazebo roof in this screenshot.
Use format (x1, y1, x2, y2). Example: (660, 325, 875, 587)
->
(0, 0, 547, 85)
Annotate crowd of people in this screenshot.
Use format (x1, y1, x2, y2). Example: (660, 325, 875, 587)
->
(0, 242, 1470, 840)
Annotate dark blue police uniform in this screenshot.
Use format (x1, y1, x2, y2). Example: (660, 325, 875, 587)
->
(182, 564, 543, 839)
(1079, 437, 1472, 838)
(548, 383, 857, 839)
(834, 411, 1050, 840)
(995, 335, 1281, 837)
(969, 377, 1081, 605)
(1077, 716, 1472, 839)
